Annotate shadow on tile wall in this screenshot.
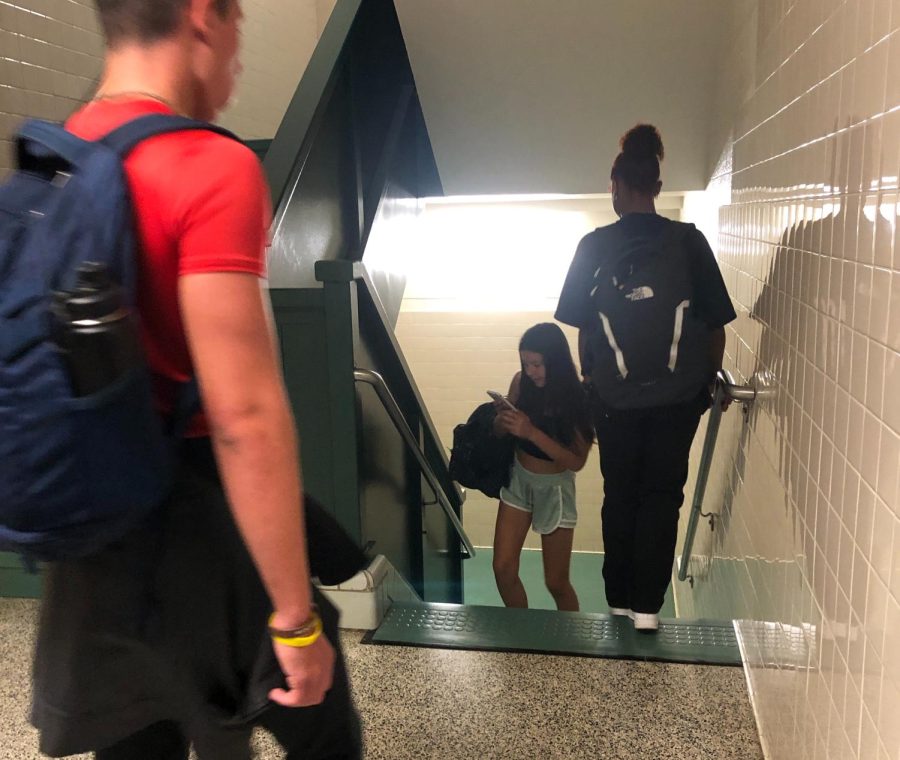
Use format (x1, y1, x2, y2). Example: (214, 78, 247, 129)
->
(681, 1, 900, 757)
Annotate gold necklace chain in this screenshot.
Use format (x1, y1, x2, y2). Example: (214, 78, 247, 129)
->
(91, 90, 182, 114)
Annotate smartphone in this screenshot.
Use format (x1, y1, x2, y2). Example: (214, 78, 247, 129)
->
(487, 390, 517, 411)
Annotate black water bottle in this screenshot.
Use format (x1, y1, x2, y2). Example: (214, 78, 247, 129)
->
(52, 262, 142, 396)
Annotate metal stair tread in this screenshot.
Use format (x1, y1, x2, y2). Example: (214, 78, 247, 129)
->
(368, 601, 742, 666)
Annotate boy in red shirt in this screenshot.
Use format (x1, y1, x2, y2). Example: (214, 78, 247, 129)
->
(30, 1, 361, 757)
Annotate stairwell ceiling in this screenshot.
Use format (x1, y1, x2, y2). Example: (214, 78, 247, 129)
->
(394, 0, 728, 197)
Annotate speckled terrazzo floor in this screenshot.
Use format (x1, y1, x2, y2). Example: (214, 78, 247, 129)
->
(0, 598, 763, 759)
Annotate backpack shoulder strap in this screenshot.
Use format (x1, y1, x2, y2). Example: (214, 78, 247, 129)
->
(98, 115, 238, 436)
(591, 219, 694, 284)
(657, 220, 696, 262)
(100, 114, 241, 157)
(662, 220, 695, 243)
(582, 225, 624, 263)
(100, 114, 242, 440)
(587, 222, 637, 276)
(15, 120, 94, 172)
(594, 224, 627, 248)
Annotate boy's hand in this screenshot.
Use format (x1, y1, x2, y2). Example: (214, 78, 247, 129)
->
(269, 634, 335, 708)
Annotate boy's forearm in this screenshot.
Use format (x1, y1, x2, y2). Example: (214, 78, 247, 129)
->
(210, 404, 313, 627)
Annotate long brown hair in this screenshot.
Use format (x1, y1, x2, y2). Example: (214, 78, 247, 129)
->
(517, 323, 593, 446)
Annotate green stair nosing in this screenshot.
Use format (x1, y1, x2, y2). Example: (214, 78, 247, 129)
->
(369, 602, 743, 667)
(363, 631, 743, 668)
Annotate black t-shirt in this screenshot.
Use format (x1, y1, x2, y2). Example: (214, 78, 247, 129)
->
(555, 213, 737, 332)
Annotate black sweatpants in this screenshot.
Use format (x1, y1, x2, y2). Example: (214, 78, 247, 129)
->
(32, 439, 362, 760)
(594, 398, 704, 614)
(94, 718, 360, 760)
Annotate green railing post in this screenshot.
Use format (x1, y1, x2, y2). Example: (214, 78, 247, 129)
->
(315, 260, 364, 542)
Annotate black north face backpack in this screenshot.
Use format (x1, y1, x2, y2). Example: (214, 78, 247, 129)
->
(449, 402, 515, 499)
(585, 221, 711, 409)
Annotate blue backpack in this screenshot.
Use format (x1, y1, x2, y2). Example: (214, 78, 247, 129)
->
(0, 114, 237, 562)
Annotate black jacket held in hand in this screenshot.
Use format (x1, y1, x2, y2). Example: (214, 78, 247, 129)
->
(304, 493, 368, 586)
(449, 402, 515, 499)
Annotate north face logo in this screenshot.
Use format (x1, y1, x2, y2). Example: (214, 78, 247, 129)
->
(625, 286, 654, 301)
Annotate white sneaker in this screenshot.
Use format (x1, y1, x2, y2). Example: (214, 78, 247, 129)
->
(609, 607, 632, 617)
(630, 612, 659, 631)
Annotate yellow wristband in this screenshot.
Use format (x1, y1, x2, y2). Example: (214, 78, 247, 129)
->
(268, 612, 323, 648)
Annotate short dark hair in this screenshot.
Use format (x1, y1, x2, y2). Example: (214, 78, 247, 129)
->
(94, 0, 233, 46)
(611, 124, 665, 196)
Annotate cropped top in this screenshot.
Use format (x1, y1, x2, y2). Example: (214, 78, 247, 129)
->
(516, 411, 566, 462)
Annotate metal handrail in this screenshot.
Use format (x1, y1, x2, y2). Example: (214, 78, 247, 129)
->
(353, 266, 465, 506)
(354, 368, 476, 559)
(677, 370, 756, 584)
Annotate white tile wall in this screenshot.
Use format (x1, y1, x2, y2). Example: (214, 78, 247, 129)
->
(0, 0, 324, 177)
(217, 0, 318, 140)
(686, 1, 900, 758)
(0, 0, 104, 175)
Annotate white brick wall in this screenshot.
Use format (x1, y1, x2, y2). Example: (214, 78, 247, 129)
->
(685, 1, 900, 758)
(0, 0, 327, 177)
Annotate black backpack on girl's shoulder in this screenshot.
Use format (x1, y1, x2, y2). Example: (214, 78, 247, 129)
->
(449, 402, 515, 499)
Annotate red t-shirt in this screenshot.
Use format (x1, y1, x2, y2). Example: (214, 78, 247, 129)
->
(66, 99, 271, 434)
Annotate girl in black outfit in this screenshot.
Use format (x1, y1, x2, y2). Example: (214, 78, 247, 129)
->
(555, 125, 737, 631)
(492, 323, 593, 612)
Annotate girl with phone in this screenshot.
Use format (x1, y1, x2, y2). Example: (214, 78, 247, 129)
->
(491, 322, 593, 611)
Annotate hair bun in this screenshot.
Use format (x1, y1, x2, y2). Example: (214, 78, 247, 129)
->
(620, 124, 664, 162)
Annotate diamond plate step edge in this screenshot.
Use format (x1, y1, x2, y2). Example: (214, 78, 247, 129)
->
(369, 602, 743, 666)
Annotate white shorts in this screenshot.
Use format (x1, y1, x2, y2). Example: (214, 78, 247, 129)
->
(499, 458, 577, 534)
